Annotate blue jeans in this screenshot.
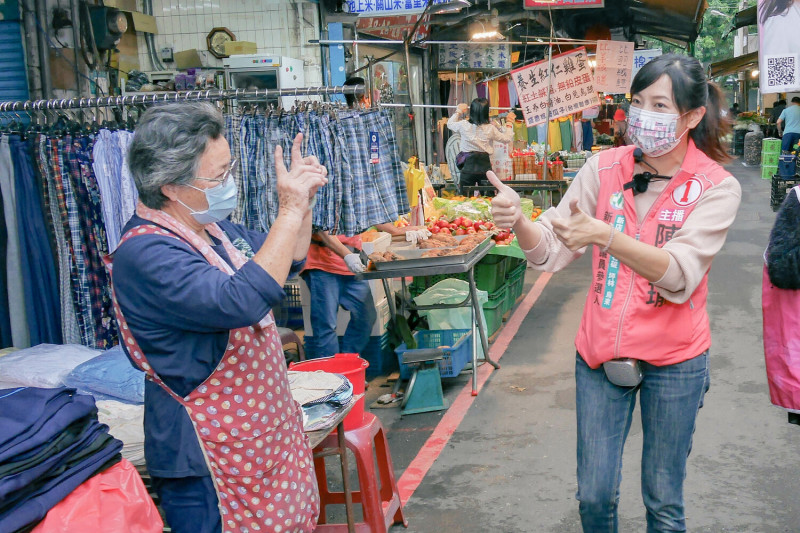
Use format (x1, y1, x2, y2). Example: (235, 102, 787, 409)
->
(781, 131, 800, 153)
(575, 351, 710, 533)
(303, 270, 376, 358)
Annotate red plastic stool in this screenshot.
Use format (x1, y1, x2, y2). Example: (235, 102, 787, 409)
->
(313, 412, 408, 532)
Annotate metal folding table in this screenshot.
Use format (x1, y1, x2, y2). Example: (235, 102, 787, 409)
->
(356, 240, 500, 396)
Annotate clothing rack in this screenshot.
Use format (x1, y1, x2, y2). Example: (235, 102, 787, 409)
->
(0, 85, 365, 113)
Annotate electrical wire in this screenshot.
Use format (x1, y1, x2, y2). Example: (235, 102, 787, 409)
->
(21, 3, 106, 96)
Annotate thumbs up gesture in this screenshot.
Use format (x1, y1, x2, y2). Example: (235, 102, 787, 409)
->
(550, 199, 604, 251)
(487, 171, 522, 229)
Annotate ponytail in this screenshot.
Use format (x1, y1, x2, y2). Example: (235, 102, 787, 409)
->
(690, 81, 733, 165)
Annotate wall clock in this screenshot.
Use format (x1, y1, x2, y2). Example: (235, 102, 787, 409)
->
(206, 27, 235, 59)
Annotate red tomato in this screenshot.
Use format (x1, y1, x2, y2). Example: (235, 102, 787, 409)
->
(462, 218, 473, 227)
(473, 222, 484, 231)
(466, 228, 476, 234)
(437, 220, 450, 229)
(455, 228, 467, 235)
(449, 223, 457, 230)
(430, 225, 441, 234)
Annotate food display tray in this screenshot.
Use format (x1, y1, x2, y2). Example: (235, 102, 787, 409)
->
(372, 236, 492, 270)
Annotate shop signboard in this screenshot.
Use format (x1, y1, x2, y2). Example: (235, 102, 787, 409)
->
(346, 0, 448, 16)
(356, 15, 430, 41)
(594, 40, 635, 94)
(758, 0, 800, 93)
(511, 47, 600, 127)
(524, 0, 604, 9)
(438, 43, 510, 70)
(632, 49, 661, 81)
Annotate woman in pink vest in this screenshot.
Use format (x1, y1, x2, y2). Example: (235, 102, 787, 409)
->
(489, 54, 742, 532)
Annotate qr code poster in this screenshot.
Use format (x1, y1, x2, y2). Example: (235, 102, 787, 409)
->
(758, 0, 800, 93)
(761, 55, 800, 93)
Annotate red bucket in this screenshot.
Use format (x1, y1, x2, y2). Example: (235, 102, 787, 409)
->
(290, 353, 369, 430)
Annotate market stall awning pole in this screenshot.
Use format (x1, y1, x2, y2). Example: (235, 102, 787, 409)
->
(379, 103, 514, 111)
(311, 39, 597, 46)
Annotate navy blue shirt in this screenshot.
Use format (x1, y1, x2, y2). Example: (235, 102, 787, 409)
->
(112, 215, 304, 477)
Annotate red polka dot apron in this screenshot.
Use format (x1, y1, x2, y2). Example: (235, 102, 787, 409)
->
(106, 204, 319, 533)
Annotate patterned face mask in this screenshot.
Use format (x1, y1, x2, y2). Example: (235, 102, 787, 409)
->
(626, 106, 689, 157)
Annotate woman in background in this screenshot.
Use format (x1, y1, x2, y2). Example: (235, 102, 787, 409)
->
(447, 98, 515, 191)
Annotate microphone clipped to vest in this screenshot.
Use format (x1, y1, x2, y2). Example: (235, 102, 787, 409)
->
(623, 148, 674, 195)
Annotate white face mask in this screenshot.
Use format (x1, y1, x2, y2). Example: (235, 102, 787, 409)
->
(626, 106, 689, 157)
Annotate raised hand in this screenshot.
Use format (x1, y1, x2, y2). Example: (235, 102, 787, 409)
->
(457, 103, 469, 115)
(550, 199, 606, 251)
(275, 133, 328, 218)
(486, 171, 522, 229)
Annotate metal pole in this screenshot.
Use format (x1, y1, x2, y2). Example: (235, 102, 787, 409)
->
(6, 85, 366, 111)
(312, 39, 597, 46)
(34, 0, 52, 98)
(380, 102, 513, 111)
(542, 43, 553, 181)
(69, 0, 82, 96)
(404, 32, 419, 157)
(366, 56, 374, 106)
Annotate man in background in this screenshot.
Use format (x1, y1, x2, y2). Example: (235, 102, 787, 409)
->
(777, 97, 800, 153)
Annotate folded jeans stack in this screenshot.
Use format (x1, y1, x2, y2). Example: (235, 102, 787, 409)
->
(0, 387, 123, 533)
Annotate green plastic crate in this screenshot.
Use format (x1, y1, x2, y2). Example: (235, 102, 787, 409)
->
(762, 165, 778, 181)
(474, 255, 507, 293)
(763, 138, 782, 155)
(508, 262, 526, 301)
(483, 289, 505, 336)
(763, 152, 780, 167)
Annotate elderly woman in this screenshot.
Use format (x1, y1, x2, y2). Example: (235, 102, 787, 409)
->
(110, 102, 328, 533)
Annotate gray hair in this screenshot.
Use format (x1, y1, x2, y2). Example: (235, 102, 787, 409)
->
(128, 101, 225, 209)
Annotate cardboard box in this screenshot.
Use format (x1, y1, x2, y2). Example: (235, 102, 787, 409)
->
(50, 48, 78, 90)
(224, 41, 257, 56)
(174, 49, 203, 69)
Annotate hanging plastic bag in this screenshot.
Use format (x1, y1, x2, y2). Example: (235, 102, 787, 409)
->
(404, 157, 426, 208)
(414, 279, 489, 356)
(32, 459, 163, 533)
(762, 264, 800, 411)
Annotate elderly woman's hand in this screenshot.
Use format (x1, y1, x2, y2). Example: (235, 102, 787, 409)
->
(275, 133, 328, 218)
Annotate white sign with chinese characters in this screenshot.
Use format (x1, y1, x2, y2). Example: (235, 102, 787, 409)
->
(510, 47, 600, 127)
(594, 40, 635, 94)
(632, 49, 661, 81)
(438, 44, 510, 71)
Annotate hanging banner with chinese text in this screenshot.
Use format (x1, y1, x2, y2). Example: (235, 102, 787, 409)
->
(438, 43, 510, 71)
(524, 0, 604, 9)
(356, 15, 430, 41)
(758, 0, 800, 93)
(594, 40, 635, 94)
(510, 47, 600, 127)
(632, 49, 661, 81)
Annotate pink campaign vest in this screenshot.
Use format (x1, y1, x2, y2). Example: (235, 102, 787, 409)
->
(762, 186, 800, 411)
(575, 142, 730, 369)
(106, 205, 319, 533)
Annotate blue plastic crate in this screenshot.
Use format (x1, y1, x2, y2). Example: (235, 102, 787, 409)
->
(395, 329, 472, 380)
(303, 334, 395, 378)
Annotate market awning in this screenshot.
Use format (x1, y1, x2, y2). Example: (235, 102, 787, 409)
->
(639, 0, 707, 21)
(629, 0, 708, 44)
(708, 51, 759, 78)
(722, 6, 758, 38)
